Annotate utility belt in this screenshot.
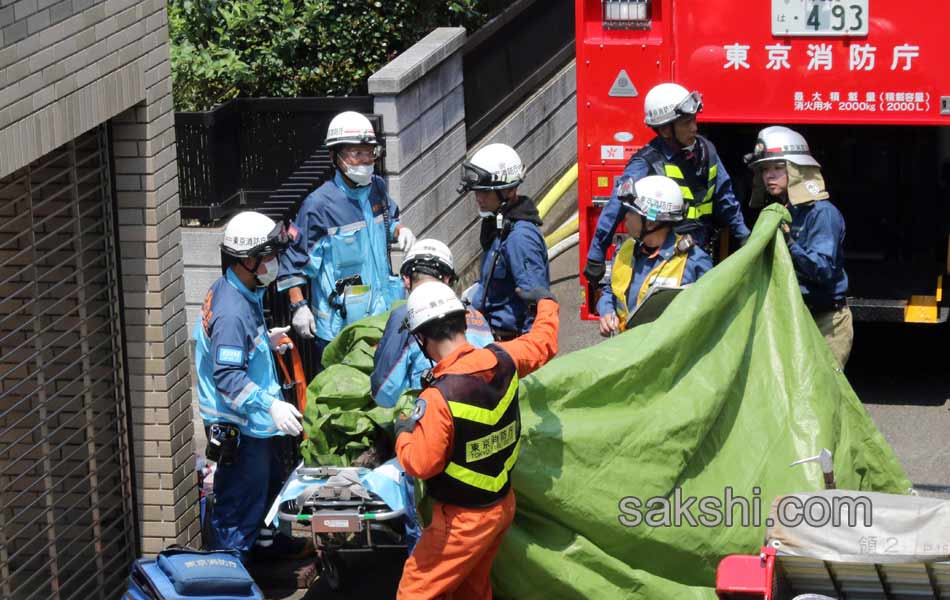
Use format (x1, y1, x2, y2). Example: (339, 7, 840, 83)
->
(805, 297, 847, 315)
(205, 422, 240, 466)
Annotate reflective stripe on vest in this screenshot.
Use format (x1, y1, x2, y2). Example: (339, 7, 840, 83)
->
(426, 344, 521, 507)
(447, 373, 518, 426)
(445, 439, 521, 494)
(663, 162, 717, 219)
(609, 237, 690, 331)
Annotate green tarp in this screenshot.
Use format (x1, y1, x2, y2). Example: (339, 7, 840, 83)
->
(492, 205, 911, 598)
(300, 205, 910, 598)
(299, 308, 414, 467)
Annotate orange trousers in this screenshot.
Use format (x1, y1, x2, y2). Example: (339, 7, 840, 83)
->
(397, 490, 516, 600)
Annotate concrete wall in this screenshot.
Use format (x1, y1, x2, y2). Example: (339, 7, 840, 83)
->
(367, 26, 578, 284)
(368, 27, 469, 276)
(0, 0, 197, 556)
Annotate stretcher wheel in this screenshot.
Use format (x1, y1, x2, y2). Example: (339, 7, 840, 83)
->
(320, 553, 345, 592)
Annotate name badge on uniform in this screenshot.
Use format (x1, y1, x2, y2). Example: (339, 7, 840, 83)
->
(216, 345, 245, 366)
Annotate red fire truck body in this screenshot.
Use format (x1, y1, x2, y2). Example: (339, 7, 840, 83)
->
(576, 0, 950, 323)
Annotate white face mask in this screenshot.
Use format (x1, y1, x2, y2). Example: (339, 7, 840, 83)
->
(478, 210, 495, 218)
(256, 258, 278, 287)
(344, 164, 373, 187)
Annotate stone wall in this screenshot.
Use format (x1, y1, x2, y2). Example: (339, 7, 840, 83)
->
(368, 26, 578, 282)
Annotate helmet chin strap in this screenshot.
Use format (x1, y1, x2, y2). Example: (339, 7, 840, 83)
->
(413, 331, 436, 366)
(237, 256, 264, 284)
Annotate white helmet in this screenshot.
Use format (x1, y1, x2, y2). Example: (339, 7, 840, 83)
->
(400, 238, 457, 284)
(406, 281, 466, 334)
(458, 143, 525, 193)
(221, 211, 288, 258)
(745, 126, 820, 168)
(326, 111, 379, 147)
(617, 175, 685, 222)
(643, 83, 703, 127)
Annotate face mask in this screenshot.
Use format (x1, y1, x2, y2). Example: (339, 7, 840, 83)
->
(256, 258, 278, 287)
(344, 164, 373, 187)
(478, 210, 495, 218)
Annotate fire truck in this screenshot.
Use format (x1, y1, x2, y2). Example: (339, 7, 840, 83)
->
(576, 0, 950, 324)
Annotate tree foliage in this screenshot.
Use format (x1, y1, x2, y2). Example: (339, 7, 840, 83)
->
(169, 0, 502, 111)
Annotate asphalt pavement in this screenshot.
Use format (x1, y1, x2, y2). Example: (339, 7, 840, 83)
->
(264, 242, 950, 598)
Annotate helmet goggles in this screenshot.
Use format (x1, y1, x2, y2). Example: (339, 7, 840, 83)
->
(457, 162, 517, 194)
(617, 179, 684, 223)
(675, 91, 703, 118)
(238, 221, 290, 258)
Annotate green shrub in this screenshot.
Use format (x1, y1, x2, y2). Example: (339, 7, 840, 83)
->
(169, 0, 495, 111)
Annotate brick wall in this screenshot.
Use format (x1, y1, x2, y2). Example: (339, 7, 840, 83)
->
(0, 0, 197, 562)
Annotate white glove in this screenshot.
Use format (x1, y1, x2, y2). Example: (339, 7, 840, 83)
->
(396, 226, 416, 252)
(292, 305, 316, 339)
(267, 326, 293, 354)
(269, 400, 303, 436)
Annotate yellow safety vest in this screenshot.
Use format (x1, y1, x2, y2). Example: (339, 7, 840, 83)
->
(609, 237, 690, 331)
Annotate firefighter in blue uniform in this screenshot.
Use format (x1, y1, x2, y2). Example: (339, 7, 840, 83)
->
(597, 175, 713, 336)
(746, 126, 852, 368)
(193, 211, 304, 560)
(459, 143, 550, 340)
(278, 111, 416, 368)
(583, 83, 750, 291)
(371, 238, 494, 410)
(370, 238, 494, 556)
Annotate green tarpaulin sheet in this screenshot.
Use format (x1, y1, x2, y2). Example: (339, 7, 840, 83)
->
(300, 205, 910, 598)
(298, 308, 413, 467)
(492, 205, 911, 598)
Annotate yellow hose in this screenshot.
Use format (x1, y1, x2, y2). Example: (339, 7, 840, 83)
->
(536, 163, 578, 220)
(545, 215, 578, 248)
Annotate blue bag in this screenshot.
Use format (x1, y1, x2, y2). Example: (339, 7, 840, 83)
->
(124, 547, 263, 600)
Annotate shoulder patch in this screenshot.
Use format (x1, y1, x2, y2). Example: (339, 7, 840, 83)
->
(411, 398, 427, 421)
(216, 345, 245, 366)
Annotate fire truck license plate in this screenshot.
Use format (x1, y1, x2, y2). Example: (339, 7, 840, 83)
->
(771, 0, 869, 37)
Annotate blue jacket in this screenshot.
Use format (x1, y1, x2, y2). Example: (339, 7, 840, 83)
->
(587, 136, 750, 261)
(472, 206, 550, 334)
(596, 232, 713, 317)
(278, 172, 404, 341)
(787, 199, 848, 306)
(193, 269, 283, 438)
(370, 304, 495, 408)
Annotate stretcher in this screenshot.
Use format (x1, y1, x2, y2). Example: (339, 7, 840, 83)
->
(267, 459, 410, 591)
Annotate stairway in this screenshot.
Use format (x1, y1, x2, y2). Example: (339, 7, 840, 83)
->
(261, 146, 334, 223)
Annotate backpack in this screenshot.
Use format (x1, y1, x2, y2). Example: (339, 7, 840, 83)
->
(124, 547, 263, 600)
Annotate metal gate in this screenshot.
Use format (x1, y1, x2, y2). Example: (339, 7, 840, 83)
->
(0, 126, 137, 599)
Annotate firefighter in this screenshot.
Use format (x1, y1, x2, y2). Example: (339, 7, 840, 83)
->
(370, 239, 495, 556)
(278, 111, 416, 369)
(583, 83, 750, 290)
(394, 280, 559, 600)
(372, 238, 494, 410)
(746, 126, 852, 368)
(459, 143, 550, 340)
(597, 175, 713, 336)
(193, 211, 305, 560)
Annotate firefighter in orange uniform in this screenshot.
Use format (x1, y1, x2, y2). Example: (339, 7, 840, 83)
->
(393, 280, 559, 599)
